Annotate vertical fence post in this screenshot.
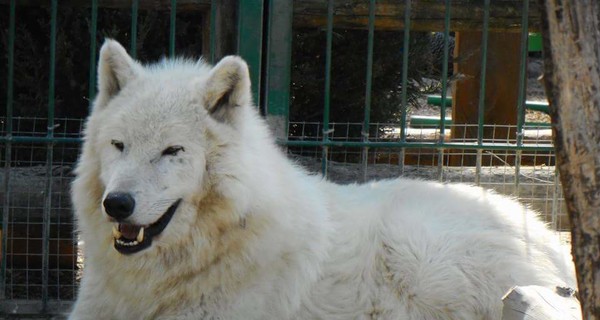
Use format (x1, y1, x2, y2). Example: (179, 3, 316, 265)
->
(514, 0, 530, 196)
(88, 0, 98, 111)
(1, 0, 17, 300)
(264, 0, 293, 141)
(237, 0, 264, 107)
(42, 0, 58, 312)
(437, 0, 451, 181)
(360, 0, 376, 182)
(131, 0, 139, 59)
(398, 0, 411, 174)
(169, 0, 177, 57)
(475, 0, 490, 186)
(209, 0, 217, 64)
(321, 0, 334, 176)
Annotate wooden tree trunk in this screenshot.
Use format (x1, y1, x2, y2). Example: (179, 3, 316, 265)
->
(539, 1, 600, 319)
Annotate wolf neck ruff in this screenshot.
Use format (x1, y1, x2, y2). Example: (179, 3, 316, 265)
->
(111, 199, 182, 254)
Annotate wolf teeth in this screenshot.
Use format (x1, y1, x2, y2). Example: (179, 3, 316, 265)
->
(112, 225, 122, 239)
(136, 227, 144, 243)
(116, 239, 139, 246)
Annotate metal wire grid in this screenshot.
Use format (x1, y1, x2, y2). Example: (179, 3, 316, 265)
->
(287, 121, 567, 232)
(1, 118, 82, 305)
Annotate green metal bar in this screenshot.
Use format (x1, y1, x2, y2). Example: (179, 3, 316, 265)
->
(437, 0, 451, 180)
(410, 115, 549, 128)
(477, 0, 490, 146)
(0, 137, 83, 144)
(281, 140, 555, 152)
(4, 0, 15, 135)
(427, 95, 453, 106)
(475, 0, 491, 186)
(438, 0, 451, 139)
(526, 101, 549, 113)
(516, 0, 530, 147)
(428, 95, 550, 114)
(209, 0, 217, 64)
(42, 0, 58, 311)
(399, 0, 411, 143)
(515, 0, 530, 196)
(398, 0, 411, 173)
(264, 0, 293, 142)
(238, 0, 264, 106)
(169, 0, 177, 57)
(1, 0, 17, 300)
(361, 0, 376, 180)
(362, 0, 375, 135)
(0, 136, 555, 152)
(88, 0, 98, 110)
(321, 0, 334, 176)
(131, 0, 139, 59)
(528, 33, 542, 52)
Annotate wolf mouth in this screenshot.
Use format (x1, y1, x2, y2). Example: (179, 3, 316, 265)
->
(112, 199, 182, 255)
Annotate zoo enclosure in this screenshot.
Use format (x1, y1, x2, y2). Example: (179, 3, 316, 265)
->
(0, 0, 564, 317)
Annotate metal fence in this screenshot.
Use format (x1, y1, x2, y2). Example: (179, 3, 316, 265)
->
(0, 0, 566, 317)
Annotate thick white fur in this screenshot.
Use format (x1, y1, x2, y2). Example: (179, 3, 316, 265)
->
(70, 40, 575, 320)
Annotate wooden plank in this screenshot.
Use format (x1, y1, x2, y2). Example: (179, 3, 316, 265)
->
(0, 0, 211, 10)
(293, 0, 541, 32)
(450, 31, 522, 166)
(2, 0, 540, 31)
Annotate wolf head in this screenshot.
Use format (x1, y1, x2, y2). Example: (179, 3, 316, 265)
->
(75, 39, 254, 255)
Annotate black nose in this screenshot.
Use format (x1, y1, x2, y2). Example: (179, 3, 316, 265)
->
(103, 192, 135, 221)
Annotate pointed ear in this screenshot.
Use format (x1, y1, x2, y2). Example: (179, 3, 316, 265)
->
(203, 56, 252, 122)
(95, 39, 142, 108)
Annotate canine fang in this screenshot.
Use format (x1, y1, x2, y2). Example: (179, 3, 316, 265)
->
(112, 225, 121, 239)
(136, 227, 144, 243)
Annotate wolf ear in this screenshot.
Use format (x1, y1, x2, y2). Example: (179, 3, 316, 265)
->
(203, 56, 251, 122)
(95, 39, 142, 108)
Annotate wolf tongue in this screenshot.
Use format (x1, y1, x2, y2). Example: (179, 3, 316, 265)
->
(119, 224, 141, 240)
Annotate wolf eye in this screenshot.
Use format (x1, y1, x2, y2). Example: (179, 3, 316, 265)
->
(162, 145, 184, 156)
(111, 140, 124, 152)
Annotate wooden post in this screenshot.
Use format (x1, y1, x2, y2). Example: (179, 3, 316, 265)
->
(540, 0, 600, 318)
(450, 31, 521, 166)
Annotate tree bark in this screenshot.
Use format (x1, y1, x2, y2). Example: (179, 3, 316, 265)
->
(539, 1, 600, 319)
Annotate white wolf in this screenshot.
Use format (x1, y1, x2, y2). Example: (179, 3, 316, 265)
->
(70, 39, 574, 320)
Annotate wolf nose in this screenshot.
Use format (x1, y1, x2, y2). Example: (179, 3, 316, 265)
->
(103, 192, 135, 221)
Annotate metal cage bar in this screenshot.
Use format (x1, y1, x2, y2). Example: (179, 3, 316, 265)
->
(88, 0, 98, 110)
(398, 0, 412, 173)
(475, 0, 491, 185)
(360, 0, 376, 181)
(1, 0, 17, 300)
(169, 0, 177, 57)
(41, 0, 59, 311)
(514, 0, 531, 196)
(437, 0, 452, 180)
(238, 0, 264, 106)
(131, 0, 139, 59)
(209, 0, 217, 64)
(320, 0, 335, 176)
